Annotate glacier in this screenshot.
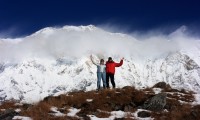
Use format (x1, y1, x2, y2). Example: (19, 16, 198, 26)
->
(0, 25, 200, 103)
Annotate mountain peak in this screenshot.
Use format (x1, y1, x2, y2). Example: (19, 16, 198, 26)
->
(63, 25, 98, 31)
(30, 25, 99, 37)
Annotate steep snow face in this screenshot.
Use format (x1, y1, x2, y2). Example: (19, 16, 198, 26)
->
(0, 25, 200, 103)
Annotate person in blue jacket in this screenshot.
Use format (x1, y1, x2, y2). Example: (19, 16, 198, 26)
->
(90, 55, 107, 91)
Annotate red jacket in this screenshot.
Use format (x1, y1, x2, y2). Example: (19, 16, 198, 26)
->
(106, 60, 123, 74)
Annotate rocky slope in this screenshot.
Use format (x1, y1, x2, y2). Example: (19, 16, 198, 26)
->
(0, 82, 199, 120)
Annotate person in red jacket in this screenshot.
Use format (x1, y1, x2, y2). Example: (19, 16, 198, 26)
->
(106, 57, 124, 89)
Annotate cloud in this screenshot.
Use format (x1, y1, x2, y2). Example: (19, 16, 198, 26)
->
(0, 25, 199, 63)
(0, 25, 25, 38)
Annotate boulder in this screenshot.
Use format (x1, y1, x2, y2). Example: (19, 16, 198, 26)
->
(142, 93, 167, 111)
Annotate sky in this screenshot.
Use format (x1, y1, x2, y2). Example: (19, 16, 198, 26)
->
(0, 0, 200, 37)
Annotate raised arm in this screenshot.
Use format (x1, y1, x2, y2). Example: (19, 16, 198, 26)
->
(90, 55, 98, 66)
(115, 58, 124, 67)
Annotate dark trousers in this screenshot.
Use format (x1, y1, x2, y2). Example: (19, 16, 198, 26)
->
(106, 73, 115, 88)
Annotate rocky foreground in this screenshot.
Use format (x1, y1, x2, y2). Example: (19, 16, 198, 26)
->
(0, 82, 200, 120)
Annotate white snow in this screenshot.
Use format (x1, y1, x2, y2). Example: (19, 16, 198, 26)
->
(0, 109, 5, 111)
(89, 111, 134, 120)
(86, 99, 93, 102)
(193, 94, 200, 105)
(12, 116, 32, 120)
(110, 111, 133, 119)
(153, 88, 162, 94)
(89, 115, 110, 120)
(14, 103, 23, 106)
(67, 107, 81, 117)
(0, 25, 200, 104)
(15, 108, 21, 113)
(49, 107, 81, 118)
(50, 107, 66, 117)
(89, 109, 154, 120)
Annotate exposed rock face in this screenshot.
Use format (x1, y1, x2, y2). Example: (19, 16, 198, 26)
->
(183, 54, 200, 71)
(0, 63, 5, 73)
(142, 93, 167, 111)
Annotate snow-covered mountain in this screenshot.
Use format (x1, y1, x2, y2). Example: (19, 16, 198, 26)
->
(0, 25, 200, 103)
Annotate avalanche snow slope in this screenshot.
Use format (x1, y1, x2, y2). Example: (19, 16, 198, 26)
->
(0, 25, 200, 103)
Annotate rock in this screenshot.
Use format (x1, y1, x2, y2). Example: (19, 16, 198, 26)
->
(129, 102, 136, 107)
(80, 103, 90, 109)
(114, 118, 126, 120)
(91, 111, 99, 116)
(114, 104, 123, 111)
(43, 96, 52, 102)
(164, 104, 171, 110)
(142, 93, 167, 111)
(191, 110, 198, 118)
(22, 103, 32, 110)
(73, 103, 82, 109)
(0, 94, 7, 102)
(153, 82, 172, 91)
(122, 86, 133, 90)
(124, 102, 136, 112)
(112, 104, 123, 111)
(0, 109, 18, 120)
(137, 111, 151, 118)
(0, 63, 5, 73)
(77, 114, 90, 120)
(184, 55, 199, 70)
(108, 101, 123, 111)
(153, 82, 167, 88)
(124, 105, 134, 112)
